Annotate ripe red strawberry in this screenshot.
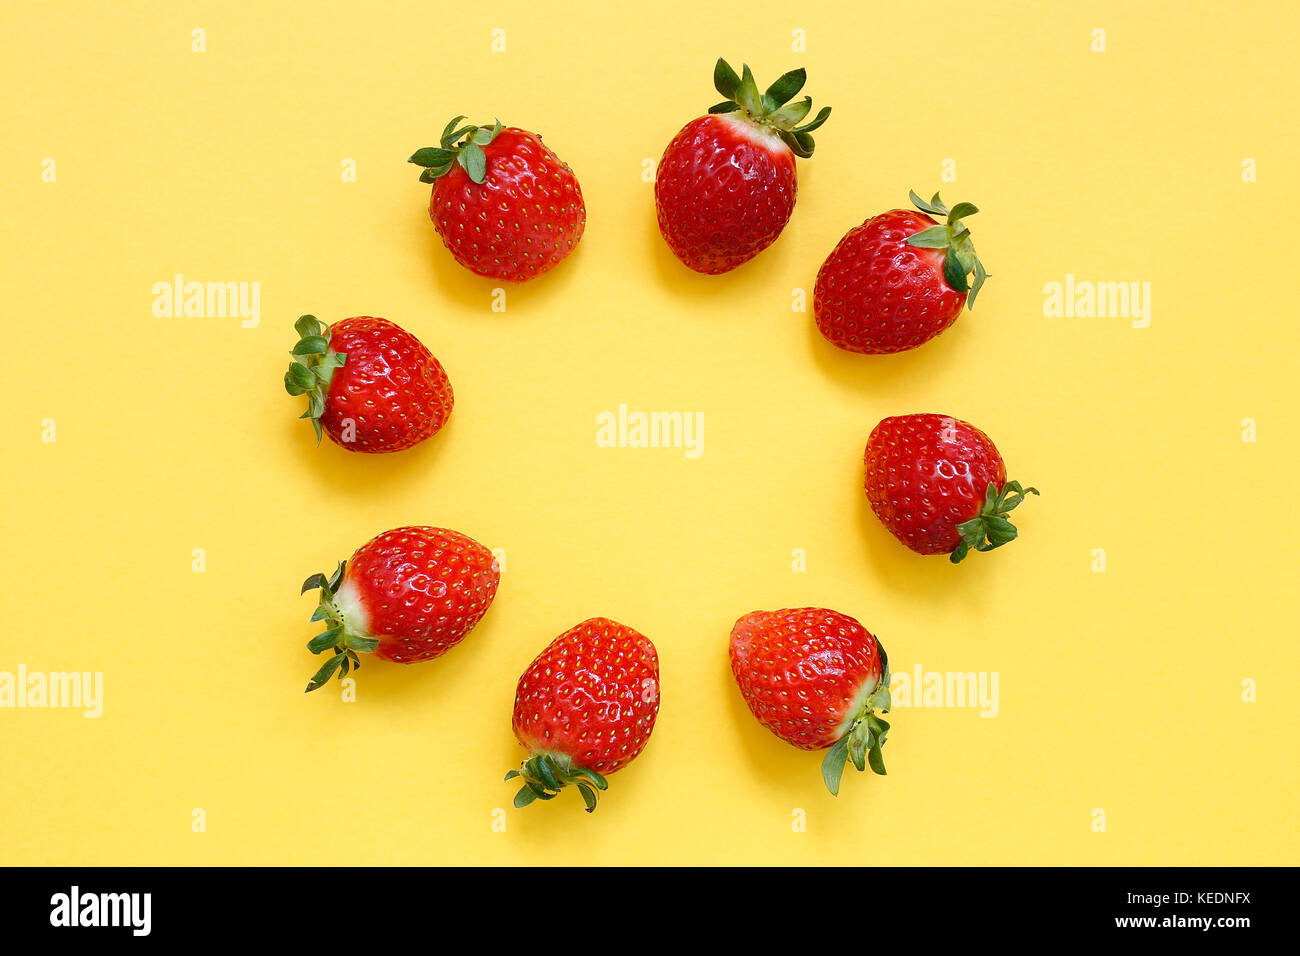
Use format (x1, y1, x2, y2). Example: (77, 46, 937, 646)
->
(730, 607, 891, 795)
(408, 117, 585, 281)
(506, 618, 660, 812)
(301, 526, 500, 692)
(864, 414, 1038, 563)
(655, 58, 830, 274)
(283, 314, 453, 453)
(815, 191, 989, 353)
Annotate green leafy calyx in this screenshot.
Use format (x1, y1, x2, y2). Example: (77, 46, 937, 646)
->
(707, 58, 830, 158)
(284, 315, 346, 446)
(950, 481, 1040, 564)
(821, 638, 892, 796)
(904, 190, 990, 309)
(301, 561, 379, 693)
(408, 116, 504, 186)
(505, 753, 608, 813)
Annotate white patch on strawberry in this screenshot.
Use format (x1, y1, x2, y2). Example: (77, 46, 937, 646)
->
(834, 674, 882, 739)
(715, 113, 787, 155)
(331, 578, 373, 638)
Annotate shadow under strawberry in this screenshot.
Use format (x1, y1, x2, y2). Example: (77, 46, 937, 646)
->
(722, 649, 823, 792)
(418, 217, 589, 314)
(645, 212, 798, 301)
(855, 480, 995, 608)
(804, 298, 969, 397)
(282, 405, 456, 498)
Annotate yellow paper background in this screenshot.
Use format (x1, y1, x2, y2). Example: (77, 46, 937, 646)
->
(1, 0, 1296, 865)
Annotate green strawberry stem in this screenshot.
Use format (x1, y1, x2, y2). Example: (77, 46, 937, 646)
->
(707, 58, 830, 158)
(821, 639, 892, 796)
(506, 753, 608, 813)
(950, 481, 1041, 564)
(904, 190, 990, 309)
(301, 561, 379, 692)
(284, 314, 346, 445)
(408, 116, 504, 186)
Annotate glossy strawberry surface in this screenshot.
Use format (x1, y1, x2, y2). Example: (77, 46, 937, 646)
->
(319, 317, 453, 453)
(655, 114, 797, 274)
(512, 618, 660, 775)
(815, 208, 968, 353)
(335, 526, 499, 663)
(428, 127, 585, 281)
(864, 414, 1007, 555)
(730, 607, 885, 751)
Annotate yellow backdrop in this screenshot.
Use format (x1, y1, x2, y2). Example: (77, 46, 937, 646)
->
(2, 0, 1295, 865)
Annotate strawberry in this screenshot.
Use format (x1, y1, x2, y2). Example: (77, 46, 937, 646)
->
(729, 608, 891, 796)
(408, 117, 585, 281)
(654, 58, 830, 274)
(283, 314, 453, 453)
(814, 191, 989, 353)
(301, 526, 500, 692)
(864, 413, 1038, 563)
(506, 618, 660, 812)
